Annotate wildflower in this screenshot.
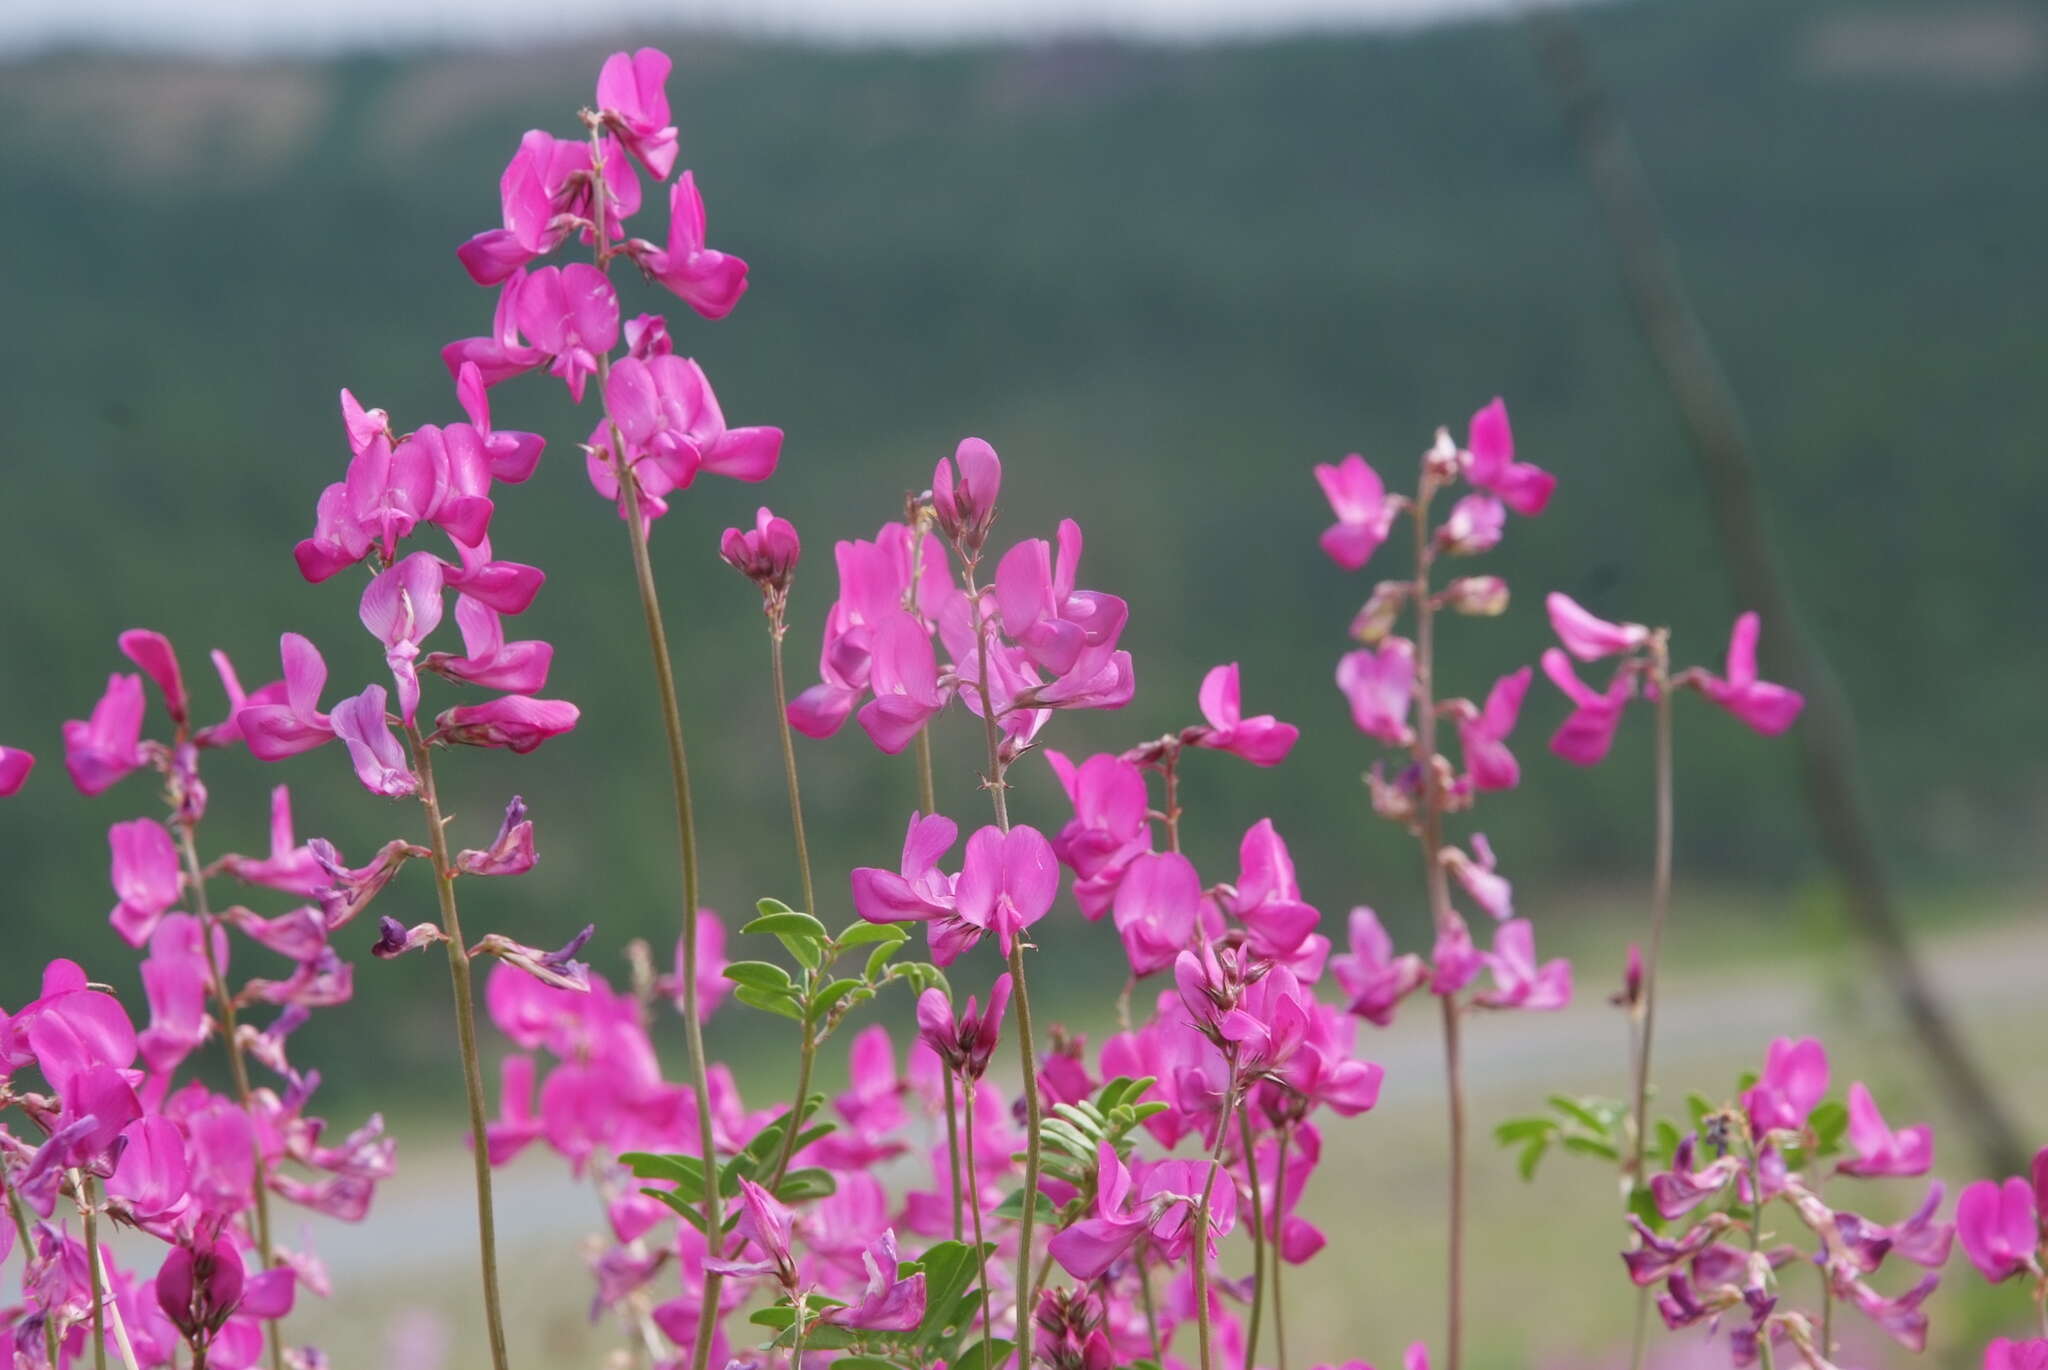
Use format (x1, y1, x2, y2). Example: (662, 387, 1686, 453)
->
(431, 695, 581, 753)
(1330, 907, 1428, 1027)
(1186, 662, 1299, 766)
(1957, 1175, 2042, 1283)
(1471, 920, 1571, 1011)
(108, 817, 183, 947)
(1462, 397, 1554, 516)
(1546, 592, 1649, 661)
(718, 506, 801, 597)
(1694, 612, 1805, 736)
(953, 824, 1060, 960)
(1112, 852, 1203, 978)
(63, 672, 146, 794)
(0, 744, 34, 795)
(1541, 647, 1632, 766)
(1744, 1037, 1829, 1135)
(932, 437, 1002, 557)
(1314, 453, 1401, 570)
(1336, 638, 1415, 747)
(1453, 666, 1531, 791)
(1836, 1082, 1932, 1178)
(915, 973, 1011, 1081)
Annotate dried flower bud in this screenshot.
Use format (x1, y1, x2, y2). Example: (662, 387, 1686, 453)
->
(1351, 581, 1411, 643)
(1441, 575, 1509, 617)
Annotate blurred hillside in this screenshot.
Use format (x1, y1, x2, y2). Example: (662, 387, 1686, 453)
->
(1, 0, 2044, 1100)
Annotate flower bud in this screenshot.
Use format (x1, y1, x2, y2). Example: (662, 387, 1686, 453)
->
(718, 506, 801, 598)
(1435, 494, 1504, 557)
(1441, 575, 1509, 618)
(157, 1239, 245, 1343)
(1351, 581, 1411, 643)
(1424, 426, 1462, 486)
(932, 437, 1002, 556)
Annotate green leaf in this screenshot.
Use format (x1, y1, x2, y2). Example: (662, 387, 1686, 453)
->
(1654, 1119, 1683, 1162)
(1040, 1118, 1099, 1160)
(1561, 1135, 1620, 1161)
(913, 1241, 979, 1350)
(1516, 1136, 1549, 1181)
(950, 1338, 1016, 1370)
(1493, 1117, 1553, 1146)
(723, 960, 795, 992)
(1686, 1092, 1714, 1129)
(864, 939, 906, 981)
(744, 909, 830, 940)
(808, 978, 866, 1023)
(1809, 1100, 1849, 1155)
(1547, 1095, 1610, 1135)
(619, 1151, 704, 1184)
(835, 921, 909, 949)
(831, 1358, 905, 1370)
(640, 1186, 707, 1233)
(992, 1189, 1059, 1224)
(776, 1168, 839, 1202)
(735, 985, 806, 1021)
(749, 1307, 798, 1331)
(1052, 1101, 1107, 1134)
(1129, 1101, 1170, 1125)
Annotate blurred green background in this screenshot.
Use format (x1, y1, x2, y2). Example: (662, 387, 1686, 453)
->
(1, 0, 2044, 1363)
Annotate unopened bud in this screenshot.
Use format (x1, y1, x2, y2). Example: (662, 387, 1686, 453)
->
(1436, 494, 1504, 557)
(1351, 581, 1411, 643)
(1424, 426, 1462, 486)
(1441, 575, 1509, 617)
(932, 437, 1002, 557)
(718, 507, 801, 599)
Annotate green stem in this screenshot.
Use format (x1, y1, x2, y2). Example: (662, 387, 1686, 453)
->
(764, 617, 822, 1194)
(173, 821, 285, 1370)
(1139, 1247, 1164, 1362)
(1238, 1107, 1266, 1370)
(587, 127, 725, 1370)
(942, 1069, 965, 1244)
(1192, 1081, 1239, 1370)
(1627, 643, 1673, 1370)
(404, 728, 511, 1370)
(79, 1173, 106, 1370)
(1273, 1128, 1293, 1370)
(9, 1145, 61, 1368)
(962, 1081, 998, 1370)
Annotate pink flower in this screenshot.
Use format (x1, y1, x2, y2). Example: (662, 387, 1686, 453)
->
(238, 634, 336, 760)
(635, 174, 748, 319)
(596, 47, 679, 178)
(1222, 820, 1321, 957)
(1472, 920, 1571, 1011)
(1188, 663, 1298, 766)
(63, 672, 146, 794)
(932, 437, 1002, 556)
(119, 628, 189, 729)
(137, 916, 216, 1075)
(108, 817, 183, 947)
(1048, 1142, 1152, 1280)
(432, 695, 580, 754)
(443, 269, 550, 381)
(422, 595, 553, 694)
(1546, 592, 1648, 661)
(1444, 834, 1512, 921)
(213, 785, 324, 895)
(1044, 750, 1151, 919)
(1986, 1340, 2048, 1370)
(1541, 647, 1632, 766)
(1330, 907, 1428, 1027)
(1428, 913, 1483, 996)
(331, 684, 417, 798)
(1314, 453, 1400, 570)
(1695, 612, 1804, 736)
(816, 1231, 926, 1332)
(706, 1177, 798, 1287)
(788, 523, 956, 738)
(1836, 1082, 1932, 1178)
(600, 353, 781, 501)
(953, 824, 1060, 960)
(1336, 638, 1415, 746)
(851, 812, 960, 926)
(1743, 1037, 1829, 1134)
(359, 552, 446, 726)
(1456, 666, 1530, 791)
(718, 506, 801, 596)
(1271, 1005, 1385, 1118)
(995, 520, 1129, 677)
(1957, 1177, 2040, 1283)
(856, 611, 946, 755)
(518, 264, 620, 402)
(452, 360, 545, 484)
(1464, 398, 1555, 516)
(0, 745, 34, 796)
(457, 796, 537, 877)
(1112, 852, 1203, 978)
(916, 973, 1011, 1081)
(1435, 494, 1504, 556)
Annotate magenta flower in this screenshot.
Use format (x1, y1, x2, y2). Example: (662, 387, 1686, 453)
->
(0, 745, 34, 796)
(788, 523, 957, 738)
(444, 269, 551, 379)
(954, 824, 1060, 960)
(1330, 907, 1428, 1027)
(238, 634, 336, 760)
(1188, 663, 1299, 767)
(432, 695, 580, 754)
(1271, 1004, 1385, 1118)
(1546, 592, 1649, 662)
(856, 611, 946, 755)
(1743, 1037, 1829, 1134)
(212, 785, 324, 895)
(1444, 834, 1512, 921)
(707, 1177, 798, 1287)
(1463, 397, 1555, 516)
(1695, 612, 1805, 736)
(106, 1115, 192, 1227)
(63, 672, 146, 794)
(852, 812, 959, 924)
(517, 263, 620, 402)
(634, 174, 749, 319)
(323, 683, 416, 798)
(1044, 750, 1152, 919)
(1541, 647, 1632, 766)
(932, 437, 1002, 556)
(595, 47, 680, 177)
(817, 1230, 927, 1332)
(915, 973, 1011, 1080)
(1336, 638, 1415, 747)
(1836, 1082, 1932, 1178)
(137, 917, 215, 1074)
(423, 595, 554, 694)
(1957, 1176, 2041, 1283)
(457, 796, 538, 877)
(1455, 666, 1531, 791)
(1987, 1340, 2048, 1370)
(1048, 1142, 1152, 1280)
(1112, 852, 1203, 978)
(1435, 493, 1505, 557)
(995, 520, 1129, 677)
(360, 552, 447, 726)
(1472, 920, 1571, 1011)
(1428, 913, 1482, 996)
(119, 628, 189, 729)
(1314, 453, 1400, 570)
(602, 353, 781, 503)
(108, 817, 183, 948)
(1222, 820, 1321, 957)
(718, 506, 801, 596)
(453, 361, 545, 484)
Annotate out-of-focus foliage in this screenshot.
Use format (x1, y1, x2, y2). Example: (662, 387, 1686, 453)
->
(1, 0, 2043, 1097)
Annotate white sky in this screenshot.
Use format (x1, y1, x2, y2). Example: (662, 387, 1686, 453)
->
(0, 0, 1545, 55)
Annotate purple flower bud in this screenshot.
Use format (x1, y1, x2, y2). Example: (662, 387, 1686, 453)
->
(932, 437, 1002, 556)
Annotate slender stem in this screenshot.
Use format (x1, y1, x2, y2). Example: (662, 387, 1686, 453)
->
(766, 1034, 816, 1194)
(78, 1173, 106, 1370)
(84, 1220, 140, 1370)
(1627, 641, 1675, 1370)
(763, 620, 822, 1194)
(1746, 1141, 1775, 1370)
(942, 1070, 965, 1244)
(586, 125, 726, 1370)
(8, 1143, 61, 1368)
(1237, 1107, 1266, 1370)
(614, 461, 728, 1370)
(963, 566, 1043, 1366)
(1162, 751, 1182, 853)
(403, 728, 511, 1370)
(962, 1082, 998, 1370)
(173, 822, 285, 1370)
(1139, 1247, 1164, 1362)
(1409, 478, 1465, 1370)
(1273, 1127, 1293, 1370)
(1192, 1082, 1239, 1370)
